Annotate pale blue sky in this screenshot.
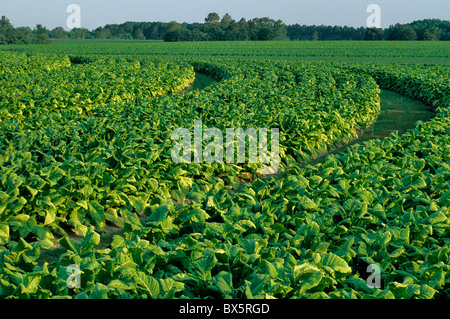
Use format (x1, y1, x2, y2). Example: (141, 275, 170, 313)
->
(1, 0, 449, 30)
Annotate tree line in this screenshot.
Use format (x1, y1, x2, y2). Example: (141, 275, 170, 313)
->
(0, 16, 50, 44)
(1, 13, 449, 44)
(288, 19, 450, 41)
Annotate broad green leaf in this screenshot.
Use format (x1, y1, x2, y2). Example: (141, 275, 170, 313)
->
(297, 196, 317, 210)
(9, 197, 27, 214)
(108, 279, 134, 291)
(148, 204, 170, 222)
(111, 235, 126, 250)
(59, 236, 79, 253)
(249, 274, 270, 297)
(320, 253, 352, 275)
(44, 208, 56, 225)
(33, 225, 55, 249)
(159, 278, 184, 298)
(419, 284, 437, 299)
(181, 207, 210, 223)
(426, 211, 448, 225)
(129, 196, 146, 213)
(263, 260, 278, 278)
(214, 271, 234, 296)
(88, 283, 110, 299)
(20, 275, 41, 295)
(80, 226, 100, 253)
(439, 190, 450, 206)
(0, 224, 9, 245)
(294, 262, 321, 278)
(48, 167, 66, 186)
(191, 254, 217, 281)
(134, 271, 160, 298)
(299, 271, 324, 294)
(87, 201, 105, 230)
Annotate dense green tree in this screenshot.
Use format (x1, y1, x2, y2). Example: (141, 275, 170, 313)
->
(220, 13, 234, 29)
(257, 26, 273, 40)
(167, 21, 181, 33)
(33, 24, 51, 44)
(364, 27, 383, 40)
(141, 23, 165, 40)
(164, 29, 193, 42)
(68, 27, 91, 40)
(410, 19, 449, 40)
(51, 27, 68, 39)
(287, 24, 366, 41)
(93, 27, 111, 39)
(134, 29, 145, 40)
(0, 16, 18, 44)
(422, 27, 441, 40)
(15, 27, 33, 43)
(205, 12, 220, 25)
(386, 24, 417, 40)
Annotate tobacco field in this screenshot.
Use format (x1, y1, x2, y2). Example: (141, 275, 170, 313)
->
(0, 41, 449, 299)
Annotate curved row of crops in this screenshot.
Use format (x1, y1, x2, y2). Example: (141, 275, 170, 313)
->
(0, 52, 449, 299)
(0, 53, 195, 120)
